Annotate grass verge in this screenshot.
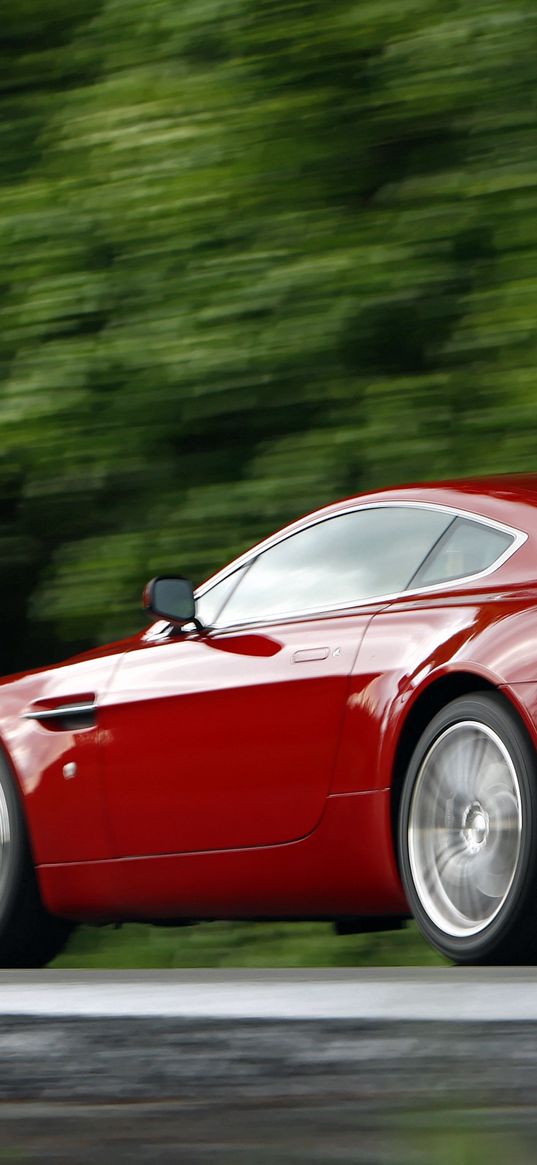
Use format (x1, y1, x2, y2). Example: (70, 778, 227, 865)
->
(52, 920, 446, 968)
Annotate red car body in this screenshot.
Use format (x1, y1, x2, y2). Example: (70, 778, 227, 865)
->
(5, 476, 537, 931)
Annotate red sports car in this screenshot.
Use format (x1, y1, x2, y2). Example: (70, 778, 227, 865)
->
(3, 476, 537, 966)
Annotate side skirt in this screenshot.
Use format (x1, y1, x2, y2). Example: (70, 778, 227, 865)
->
(37, 790, 408, 924)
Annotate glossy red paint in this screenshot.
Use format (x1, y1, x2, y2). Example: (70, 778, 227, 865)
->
(331, 590, 537, 798)
(3, 475, 537, 926)
(0, 649, 128, 864)
(99, 613, 381, 856)
(38, 789, 407, 922)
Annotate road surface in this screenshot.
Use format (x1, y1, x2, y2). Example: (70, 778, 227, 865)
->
(0, 970, 535, 1162)
(1, 966, 536, 1020)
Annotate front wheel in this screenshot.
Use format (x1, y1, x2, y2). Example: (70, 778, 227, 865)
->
(398, 693, 537, 965)
(0, 753, 72, 967)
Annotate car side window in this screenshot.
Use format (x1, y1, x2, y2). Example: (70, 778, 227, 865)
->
(196, 566, 248, 626)
(212, 506, 453, 626)
(409, 517, 514, 588)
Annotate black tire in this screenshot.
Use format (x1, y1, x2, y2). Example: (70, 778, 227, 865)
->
(0, 753, 72, 968)
(398, 692, 537, 965)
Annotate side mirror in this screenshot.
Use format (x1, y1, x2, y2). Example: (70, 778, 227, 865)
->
(143, 576, 196, 628)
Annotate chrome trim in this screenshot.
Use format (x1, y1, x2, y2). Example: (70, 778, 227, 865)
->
(408, 720, 523, 937)
(24, 702, 97, 722)
(191, 501, 528, 632)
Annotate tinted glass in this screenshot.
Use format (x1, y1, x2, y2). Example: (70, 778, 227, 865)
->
(215, 506, 453, 625)
(410, 517, 514, 588)
(196, 566, 247, 626)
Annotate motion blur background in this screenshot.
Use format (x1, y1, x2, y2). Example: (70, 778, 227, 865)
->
(2, 0, 537, 965)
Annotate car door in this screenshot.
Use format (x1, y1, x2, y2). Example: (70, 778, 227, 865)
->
(100, 616, 365, 856)
(100, 504, 455, 857)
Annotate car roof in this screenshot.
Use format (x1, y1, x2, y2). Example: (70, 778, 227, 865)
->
(338, 473, 537, 504)
(306, 475, 537, 531)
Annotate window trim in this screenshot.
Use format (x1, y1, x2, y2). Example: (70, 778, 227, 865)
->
(193, 501, 528, 632)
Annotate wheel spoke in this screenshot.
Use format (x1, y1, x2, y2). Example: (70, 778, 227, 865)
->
(0, 783, 11, 900)
(408, 719, 523, 938)
(454, 861, 486, 921)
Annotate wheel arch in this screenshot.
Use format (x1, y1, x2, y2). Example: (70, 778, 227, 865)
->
(392, 677, 537, 964)
(0, 730, 39, 862)
(389, 671, 518, 870)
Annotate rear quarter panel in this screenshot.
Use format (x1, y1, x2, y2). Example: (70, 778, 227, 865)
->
(332, 586, 537, 798)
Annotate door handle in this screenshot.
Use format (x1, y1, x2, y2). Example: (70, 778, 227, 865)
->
(291, 647, 330, 664)
(23, 694, 97, 730)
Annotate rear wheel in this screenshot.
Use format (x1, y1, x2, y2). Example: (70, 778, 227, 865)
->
(398, 693, 537, 964)
(0, 754, 72, 967)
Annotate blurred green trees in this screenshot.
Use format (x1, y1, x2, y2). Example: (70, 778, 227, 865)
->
(2, 0, 537, 667)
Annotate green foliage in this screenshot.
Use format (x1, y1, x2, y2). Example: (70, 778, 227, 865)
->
(2, 0, 537, 665)
(53, 920, 446, 968)
(2, 2, 537, 966)
(399, 1124, 534, 1165)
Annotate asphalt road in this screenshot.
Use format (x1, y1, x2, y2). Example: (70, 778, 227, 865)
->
(0, 970, 536, 1163)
